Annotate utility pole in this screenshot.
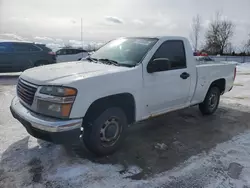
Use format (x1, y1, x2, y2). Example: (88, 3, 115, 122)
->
(81, 18, 83, 50)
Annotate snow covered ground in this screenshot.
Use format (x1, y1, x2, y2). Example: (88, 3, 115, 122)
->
(223, 63, 250, 106)
(1, 63, 250, 188)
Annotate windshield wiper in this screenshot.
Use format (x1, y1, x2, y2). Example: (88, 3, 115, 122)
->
(98, 58, 120, 66)
(86, 57, 98, 62)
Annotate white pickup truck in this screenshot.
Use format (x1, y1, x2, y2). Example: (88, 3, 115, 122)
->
(10, 36, 236, 156)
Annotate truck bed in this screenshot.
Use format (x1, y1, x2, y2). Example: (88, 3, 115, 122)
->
(191, 62, 236, 105)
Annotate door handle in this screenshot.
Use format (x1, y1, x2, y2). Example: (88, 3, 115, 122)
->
(180, 72, 190, 79)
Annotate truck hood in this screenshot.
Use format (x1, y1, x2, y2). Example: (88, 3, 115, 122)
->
(20, 61, 129, 85)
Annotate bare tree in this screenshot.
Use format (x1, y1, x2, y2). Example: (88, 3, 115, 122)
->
(237, 42, 247, 54)
(224, 42, 234, 54)
(246, 33, 250, 53)
(204, 12, 234, 55)
(190, 14, 202, 51)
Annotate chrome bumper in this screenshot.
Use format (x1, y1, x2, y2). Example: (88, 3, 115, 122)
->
(10, 96, 83, 133)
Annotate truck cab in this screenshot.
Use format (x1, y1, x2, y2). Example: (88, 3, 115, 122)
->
(10, 36, 236, 156)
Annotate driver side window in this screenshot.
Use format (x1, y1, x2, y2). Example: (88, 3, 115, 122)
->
(151, 40, 187, 72)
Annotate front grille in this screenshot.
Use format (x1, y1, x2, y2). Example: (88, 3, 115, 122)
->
(17, 79, 37, 106)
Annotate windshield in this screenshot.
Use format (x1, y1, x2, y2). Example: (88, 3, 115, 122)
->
(90, 38, 158, 67)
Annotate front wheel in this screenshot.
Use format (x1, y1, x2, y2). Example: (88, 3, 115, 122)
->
(199, 86, 220, 115)
(83, 107, 128, 156)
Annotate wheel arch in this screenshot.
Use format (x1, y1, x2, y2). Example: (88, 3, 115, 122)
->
(83, 93, 136, 125)
(209, 78, 226, 94)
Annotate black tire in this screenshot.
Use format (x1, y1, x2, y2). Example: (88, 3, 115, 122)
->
(83, 107, 128, 156)
(199, 86, 220, 115)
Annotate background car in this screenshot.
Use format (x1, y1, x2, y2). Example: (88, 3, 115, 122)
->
(0, 41, 56, 73)
(56, 48, 89, 63)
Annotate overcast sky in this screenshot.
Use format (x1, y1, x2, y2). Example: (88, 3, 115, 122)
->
(0, 0, 250, 49)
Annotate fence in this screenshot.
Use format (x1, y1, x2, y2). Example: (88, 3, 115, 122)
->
(210, 56, 250, 63)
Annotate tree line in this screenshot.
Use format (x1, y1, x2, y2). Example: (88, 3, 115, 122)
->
(190, 12, 250, 56)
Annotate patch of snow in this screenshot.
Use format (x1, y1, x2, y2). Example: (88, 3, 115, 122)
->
(138, 131, 250, 188)
(46, 162, 142, 187)
(222, 63, 250, 106)
(46, 162, 142, 188)
(236, 62, 250, 72)
(154, 143, 168, 150)
(121, 166, 142, 177)
(52, 165, 93, 179)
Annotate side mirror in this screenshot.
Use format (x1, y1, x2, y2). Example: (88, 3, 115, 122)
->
(147, 58, 170, 73)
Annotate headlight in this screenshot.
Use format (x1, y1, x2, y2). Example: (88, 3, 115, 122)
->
(37, 100, 73, 118)
(37, 86, 77, 118)
(40, 86, 77, 96)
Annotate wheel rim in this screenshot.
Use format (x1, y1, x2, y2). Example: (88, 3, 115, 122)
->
(208, 91, 218, 110)
(100, 117, 122, 147)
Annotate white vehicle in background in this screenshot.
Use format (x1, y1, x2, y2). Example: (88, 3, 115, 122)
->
(10, 36, 237, 156)
(195, 56, 214, 62)
(195, 56, 216, 64)
(56, 48, 89, 63)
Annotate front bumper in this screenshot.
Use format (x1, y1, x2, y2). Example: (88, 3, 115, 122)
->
(10, 96, 83, 144)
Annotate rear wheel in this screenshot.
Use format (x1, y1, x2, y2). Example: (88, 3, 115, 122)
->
(199, 86, 220, 115)
(83, 107, 128, 156)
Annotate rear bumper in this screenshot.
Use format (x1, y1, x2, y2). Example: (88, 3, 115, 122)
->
(10, 96, 82, 144)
